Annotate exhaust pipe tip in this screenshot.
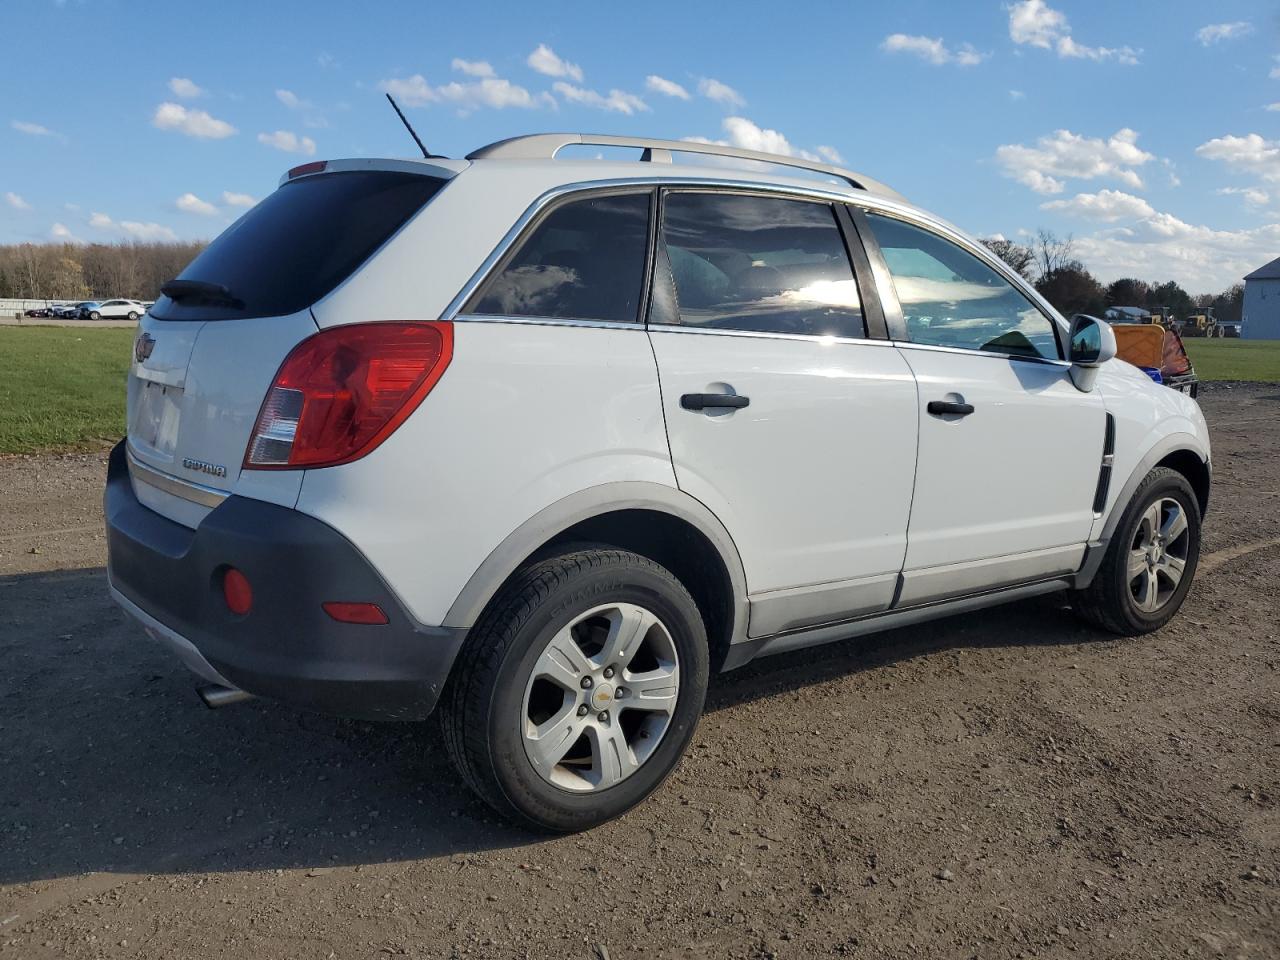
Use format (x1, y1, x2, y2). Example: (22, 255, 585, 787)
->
(196, 683, 255, 709)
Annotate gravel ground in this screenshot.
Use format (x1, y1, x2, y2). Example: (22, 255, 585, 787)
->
(1, 384, 1277, 960)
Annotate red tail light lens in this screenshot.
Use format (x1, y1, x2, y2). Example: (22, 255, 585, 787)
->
(245, 321, 452, 469)
(322, 601, 389, 625)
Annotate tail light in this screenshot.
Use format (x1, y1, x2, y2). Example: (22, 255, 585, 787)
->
(244, 321, 452, 469)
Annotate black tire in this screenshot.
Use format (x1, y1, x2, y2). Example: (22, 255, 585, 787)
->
(1071, 466, 1201, 635)
(127, 311, 139, 320)
(89, 311, 100, 321)
(440, 546, 709, 832)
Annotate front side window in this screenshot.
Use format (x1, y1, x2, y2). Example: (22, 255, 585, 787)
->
(466, 191, 651, 324)
(864, 213, 1060, 360)
(653, 192, 864, 338)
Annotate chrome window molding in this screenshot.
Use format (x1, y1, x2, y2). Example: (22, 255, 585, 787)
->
(127, 446, 228, 508)
(889, 339, 1071, 368)
(454, 314, 644, 332)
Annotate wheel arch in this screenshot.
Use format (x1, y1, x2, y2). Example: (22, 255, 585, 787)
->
(441, 482, 749, 671)
(1100, 433, 1210, 545)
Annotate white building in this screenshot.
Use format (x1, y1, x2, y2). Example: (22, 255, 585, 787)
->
(1243, 257, 1280, 340)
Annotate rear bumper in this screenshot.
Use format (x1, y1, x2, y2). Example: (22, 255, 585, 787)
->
(104, 440, 467, 720)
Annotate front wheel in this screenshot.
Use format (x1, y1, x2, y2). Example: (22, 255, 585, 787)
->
(1071, 466, 1201, 635)
(88, 311, 100, 321)
(127, 311, 139, 320)
(440, 546, 709, 832)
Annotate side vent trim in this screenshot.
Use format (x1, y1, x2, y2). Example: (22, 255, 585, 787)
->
(1092, 413, 1116, 515)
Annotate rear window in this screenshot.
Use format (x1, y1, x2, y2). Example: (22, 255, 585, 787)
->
(152, 171, 445, 321)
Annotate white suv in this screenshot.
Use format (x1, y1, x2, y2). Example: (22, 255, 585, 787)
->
(105, 134, 1211, 831)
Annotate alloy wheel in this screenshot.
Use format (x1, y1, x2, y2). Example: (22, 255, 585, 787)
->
(521, 602, 679, 792)
(1127, 496, 1190, 613)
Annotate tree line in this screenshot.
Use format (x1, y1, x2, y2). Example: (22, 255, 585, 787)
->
(980, 231, 1244, 323)
(0, 241, 207, 302)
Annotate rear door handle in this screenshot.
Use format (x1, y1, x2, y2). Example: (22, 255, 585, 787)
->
(927, 400, 975, 416)
(681, 393, 750, 411)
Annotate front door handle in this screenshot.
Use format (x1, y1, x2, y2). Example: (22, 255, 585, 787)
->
(681, 393, 750, 411)
(927, 400, 975, 416)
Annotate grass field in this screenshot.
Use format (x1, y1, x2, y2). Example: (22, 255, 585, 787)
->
(0, 326, 132, 454)
(1, 326, 1278, 455)
(1182, 338, 1280, 383)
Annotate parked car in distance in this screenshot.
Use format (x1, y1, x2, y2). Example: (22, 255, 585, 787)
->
(106, 135, 1212, 832)
(23, 305, 53, 318)
(52, 301, 91, 318)
(82, 299, 147, 320)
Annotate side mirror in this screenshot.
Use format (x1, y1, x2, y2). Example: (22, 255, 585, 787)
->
(1068, 314, 1116, 392)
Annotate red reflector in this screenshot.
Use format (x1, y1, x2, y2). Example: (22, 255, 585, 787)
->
(322, 602, 389, 625)
(288, 160, 327, 179)
(223, 568, 253, 615)
(244, 321, 453, 470)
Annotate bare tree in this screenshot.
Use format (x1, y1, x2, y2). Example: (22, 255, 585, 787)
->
(1031, 229, 1075, 280)
(980, 238, 1035, 280)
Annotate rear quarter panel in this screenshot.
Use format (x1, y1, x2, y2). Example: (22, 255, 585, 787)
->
(293, 321, 676, 627)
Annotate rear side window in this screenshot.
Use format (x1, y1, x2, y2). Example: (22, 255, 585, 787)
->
(651, 192, 864, 338)
(465, 191, 651, 323)
(152, 171, 445, 321)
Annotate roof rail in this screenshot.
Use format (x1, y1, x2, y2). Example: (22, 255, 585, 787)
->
(466, 133, 905, 203)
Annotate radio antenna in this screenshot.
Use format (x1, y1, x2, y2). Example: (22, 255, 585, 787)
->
(385, 93, 434, 159)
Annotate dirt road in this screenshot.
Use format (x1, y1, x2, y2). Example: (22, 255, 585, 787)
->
(1, 385, 1277, 959)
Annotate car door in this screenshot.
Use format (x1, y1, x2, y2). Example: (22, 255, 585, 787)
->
(856, 209, 1107, 605)
(101, 300, 123, 318)
(648, 189, 919, 637)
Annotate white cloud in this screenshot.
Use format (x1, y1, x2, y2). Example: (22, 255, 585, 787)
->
(1266, 103, 1280, 113)
(552, 82, 648, 115)
(645, 75, 690, 99)
(168, 77, 205, 98)
(175, 192, 219, 216)
(526, 44, 583, 82)
(222, 190, 258, 208)
(1196, 21, 1252, 45)
(87, 211, 177, 242)
(698, 78, 745, 108)
(152, 102, 237, 139)
(257, 130, 317, 155)
(1272, 55, 1280, 79)
(12, 120, 56, 137)
(995, 128, 1155, 195)
(1074, 216, 1280, 292)
(1041, 189, 1156, 221)
(1195, 133, 1280, 182)
(276, 89, 302, 109)
(881, 34, 986, 66)
(50, 222, 80, 242)
(451, 58, 494, 78)
(1009, 89, 1026, 100)
(5, 191, 31, 210)
(1007, 0, 1139, 65)
(815, 145, 844, 164)
(120, 220, 178, 242)
(380, 74, 548, 111)
(1216, 186, 1270, 207)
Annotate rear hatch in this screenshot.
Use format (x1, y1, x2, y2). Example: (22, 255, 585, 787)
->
(127, 165, 449, 527)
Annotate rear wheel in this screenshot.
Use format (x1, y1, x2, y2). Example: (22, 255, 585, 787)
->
(89, 311, 100, 321)
(1071, 466, 1201, 635)
(127, 311, 139, 320)
(440, 546, 709, 832)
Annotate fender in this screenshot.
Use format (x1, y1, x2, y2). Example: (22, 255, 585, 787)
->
(1074, 430, 1210, 588)
(441, 481, 750, 646)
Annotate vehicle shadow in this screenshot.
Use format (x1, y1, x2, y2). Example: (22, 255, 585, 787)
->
(0, 566, 1099, 886)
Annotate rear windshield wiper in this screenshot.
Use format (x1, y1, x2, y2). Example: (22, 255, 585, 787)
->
(160, 279, 244, 309)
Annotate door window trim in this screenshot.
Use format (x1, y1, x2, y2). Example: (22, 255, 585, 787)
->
(851, 205, 1068, 363)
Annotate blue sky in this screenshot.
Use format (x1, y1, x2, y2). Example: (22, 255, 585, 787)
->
(2, 0, 1277, 293)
